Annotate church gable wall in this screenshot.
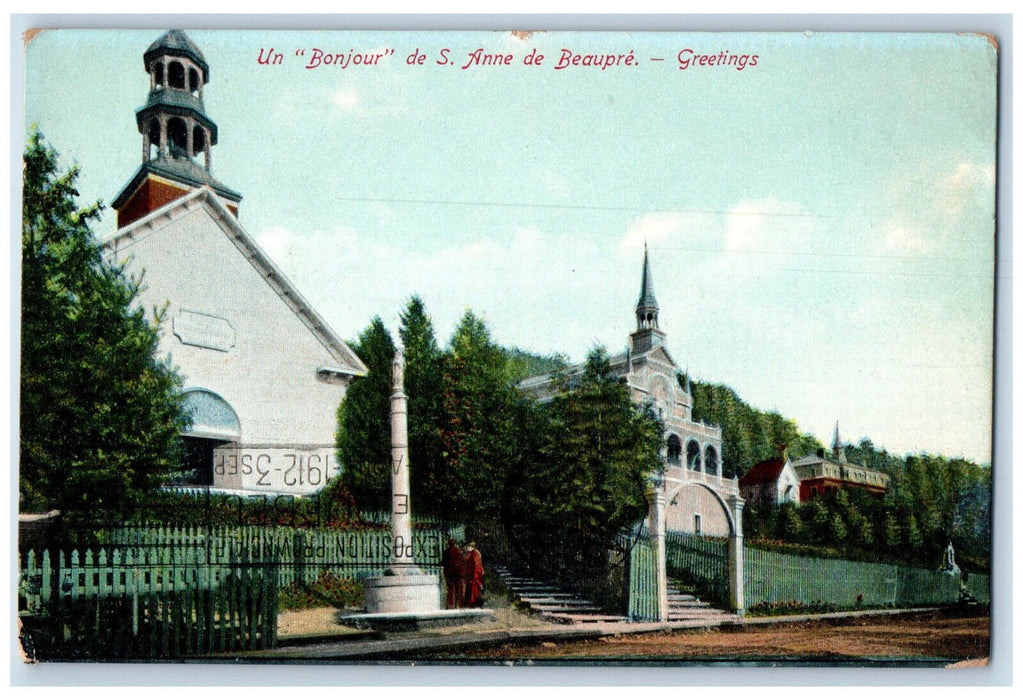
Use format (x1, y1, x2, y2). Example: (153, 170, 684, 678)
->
(109, 205, 346, 448)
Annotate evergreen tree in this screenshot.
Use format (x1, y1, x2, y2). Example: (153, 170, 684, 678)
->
(20, 130, 190, 524)
(336, 316, 395, 511)
(504, 348, 661, 585)
(399, 296, 447, 516)
(436, 310, 521, 522)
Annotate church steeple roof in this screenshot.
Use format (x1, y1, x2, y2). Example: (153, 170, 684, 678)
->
(832, 420, 847, 463)
(637, 242, 659, 310)
(630, 244, 666, 354)
(144, 30, 209, 80)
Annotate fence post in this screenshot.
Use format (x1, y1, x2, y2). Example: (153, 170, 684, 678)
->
(727, 494, 745, 615)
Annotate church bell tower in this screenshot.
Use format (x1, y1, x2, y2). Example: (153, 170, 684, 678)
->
(112, 30, 242, 228)
(630, 243, 667, 354)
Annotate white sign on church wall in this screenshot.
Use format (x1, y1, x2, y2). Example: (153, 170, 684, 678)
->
(173, 309, 236, 352)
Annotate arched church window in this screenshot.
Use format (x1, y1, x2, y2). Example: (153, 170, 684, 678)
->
(168, 61, 185, 89)
(167, 118, 188, 157)
(192, 126, 206, 156)
(154, 62, 164, 87)
(148, 118, 161, 159)
(181, 388, 241, 440)
(667, 435, 682, 466)
(705, 445, 719, 476)
(686, 440, 702, 472)
(189, 67, 199, 94)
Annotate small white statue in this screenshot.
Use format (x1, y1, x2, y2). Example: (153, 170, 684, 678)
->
(392, 343, 405, 391)
(941, 540, 960, 574)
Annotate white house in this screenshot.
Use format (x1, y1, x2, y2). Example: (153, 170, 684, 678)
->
(738, 456, 801, 507)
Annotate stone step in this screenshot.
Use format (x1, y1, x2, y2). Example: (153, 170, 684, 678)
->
(546, 613, 629, 624)
(509, 583, 560, 589)
(521, 596, 593, 605)
(530, 603, 603, 612)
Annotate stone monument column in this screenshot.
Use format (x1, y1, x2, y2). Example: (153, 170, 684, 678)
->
(389, 343, 419, 575)
(362, 341, 440, 614)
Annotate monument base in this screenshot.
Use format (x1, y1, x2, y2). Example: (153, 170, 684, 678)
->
(363, 573, 441, 614)
(339, 608, 497, 632)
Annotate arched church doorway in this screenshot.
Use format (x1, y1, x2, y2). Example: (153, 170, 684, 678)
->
(179, 388, 241, 485)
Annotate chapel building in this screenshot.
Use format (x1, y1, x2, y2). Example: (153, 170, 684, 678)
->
(519, 247, 738, 537)
(791, 423, 890, 500)
(102, 30, 367, 496)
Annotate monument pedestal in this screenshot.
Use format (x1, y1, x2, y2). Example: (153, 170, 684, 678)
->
(363, 573, 441, 614)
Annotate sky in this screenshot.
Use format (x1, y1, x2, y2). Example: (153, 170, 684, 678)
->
(22, 28, 997, 463)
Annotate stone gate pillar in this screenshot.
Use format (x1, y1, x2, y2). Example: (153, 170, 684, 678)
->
(727, 494, 745, 614)
(647, 483, 668, 622)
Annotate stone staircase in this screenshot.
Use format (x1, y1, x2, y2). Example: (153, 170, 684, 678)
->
(666, 582, 739, 624)
(493, 567, 737, 626)
(492, 566, 628, 624)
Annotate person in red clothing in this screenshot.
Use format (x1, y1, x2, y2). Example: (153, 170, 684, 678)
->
(441, 538, 463, 609)
(462, 541, 484, 608)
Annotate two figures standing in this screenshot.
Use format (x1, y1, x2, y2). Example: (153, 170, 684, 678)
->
(442, 539, 485, 609)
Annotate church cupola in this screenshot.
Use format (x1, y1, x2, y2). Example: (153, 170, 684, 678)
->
(139, 30, 215, 169)
(630, 244, 667, 354)
(113, 30, 241, 229)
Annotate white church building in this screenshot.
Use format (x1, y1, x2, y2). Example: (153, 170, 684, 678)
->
(102, 31, 367, 495)
(520, 248, 740, 537)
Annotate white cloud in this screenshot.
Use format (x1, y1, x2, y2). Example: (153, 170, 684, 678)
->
(621, 212, 693, 250)
(938, 161, 996, 216)
(724, 197, 815, 253)
(329, 86, 360, 113)
(882, 221, 934, 255)
(531, 169, 570, 199)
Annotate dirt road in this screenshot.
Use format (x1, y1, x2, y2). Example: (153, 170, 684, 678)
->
(447, 611, 989, 663)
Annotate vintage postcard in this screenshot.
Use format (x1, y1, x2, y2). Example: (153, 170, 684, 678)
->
(15, 25, 998, 672)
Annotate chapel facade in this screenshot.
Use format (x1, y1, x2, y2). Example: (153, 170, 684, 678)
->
(102, 31, 367, 496)
(519, 247, 738, 536)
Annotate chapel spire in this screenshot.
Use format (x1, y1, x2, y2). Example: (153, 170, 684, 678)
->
(112, 30, 242, 228)
(630, 244, 667, 354)
(832, 420, 847, 463)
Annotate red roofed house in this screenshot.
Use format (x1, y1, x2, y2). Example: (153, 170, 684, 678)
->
(739, 455, 801, 507)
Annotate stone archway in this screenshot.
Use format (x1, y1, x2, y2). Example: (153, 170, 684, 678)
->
(645, 479, 745, 616)
(665, 480, 735, 536)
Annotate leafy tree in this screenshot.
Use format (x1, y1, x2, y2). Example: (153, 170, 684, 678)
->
(20, 129, 189, 525)
(778, 504, 805, 541)
(336, 316, 395, 511)
(503, 347, 570, 383)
